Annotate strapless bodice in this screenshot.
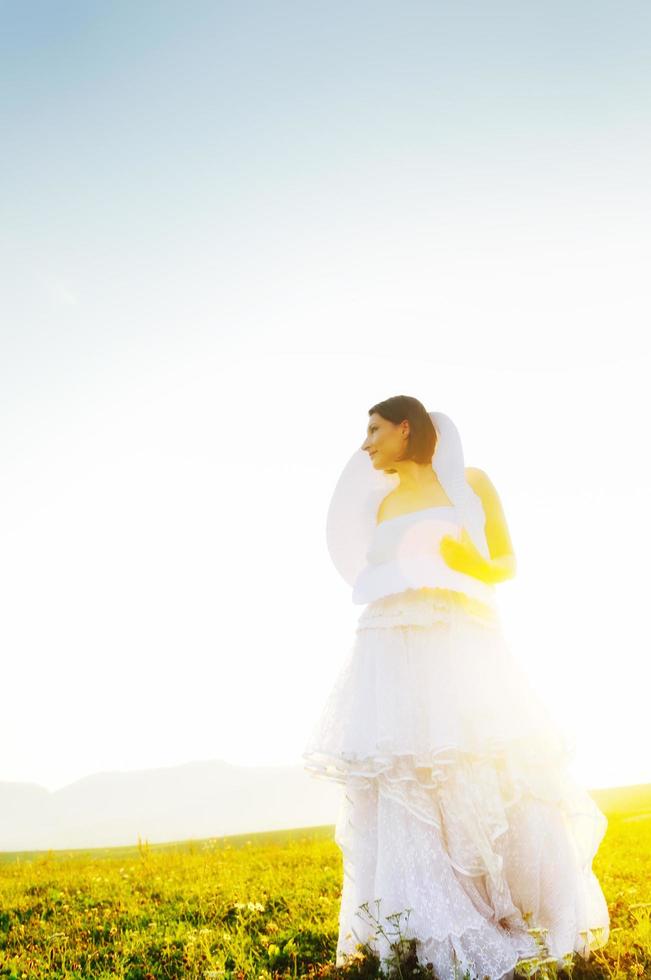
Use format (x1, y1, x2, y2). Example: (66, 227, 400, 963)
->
(351, 504, 498, 609)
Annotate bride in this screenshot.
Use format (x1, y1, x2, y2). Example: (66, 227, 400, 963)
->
(302, 395, 610, 980)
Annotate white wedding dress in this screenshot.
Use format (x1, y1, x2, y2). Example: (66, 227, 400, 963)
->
(302, 505, 610, 980)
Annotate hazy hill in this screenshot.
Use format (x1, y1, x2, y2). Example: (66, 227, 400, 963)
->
(0, 758, 341, 851)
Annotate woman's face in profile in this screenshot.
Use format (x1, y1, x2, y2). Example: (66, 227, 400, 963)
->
(361, 412, 406, 469)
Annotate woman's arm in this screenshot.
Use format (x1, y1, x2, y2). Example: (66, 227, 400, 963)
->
(465, 466, 517, 582)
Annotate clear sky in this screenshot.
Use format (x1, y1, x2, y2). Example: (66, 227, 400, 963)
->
(1, 1, 649, 793)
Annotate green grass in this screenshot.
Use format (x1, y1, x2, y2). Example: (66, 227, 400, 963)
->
(0, 786, 649, 980)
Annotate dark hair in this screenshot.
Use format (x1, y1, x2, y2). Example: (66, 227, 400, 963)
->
(367, 395, 437, 468)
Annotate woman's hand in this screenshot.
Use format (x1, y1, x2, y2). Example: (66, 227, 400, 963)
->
(439, 528, 488, 580)
(439, 528, 516, 585)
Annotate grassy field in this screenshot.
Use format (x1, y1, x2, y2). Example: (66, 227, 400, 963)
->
(0, 783, 649, 980)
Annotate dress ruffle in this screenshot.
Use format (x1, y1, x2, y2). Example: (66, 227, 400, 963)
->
(302, 589, 610, 979)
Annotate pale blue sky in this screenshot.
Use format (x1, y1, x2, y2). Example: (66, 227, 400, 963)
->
(3, 1, 650, 383)
(1, 2, 649, 793)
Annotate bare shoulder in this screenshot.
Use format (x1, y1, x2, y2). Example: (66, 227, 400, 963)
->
(465, 467, 498, 498)
(464, 466, 505, 515)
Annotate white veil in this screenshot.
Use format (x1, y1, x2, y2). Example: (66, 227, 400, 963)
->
(325, 410, 490, 589)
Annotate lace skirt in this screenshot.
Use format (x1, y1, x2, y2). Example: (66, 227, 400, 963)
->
(302, 588, 610, 980)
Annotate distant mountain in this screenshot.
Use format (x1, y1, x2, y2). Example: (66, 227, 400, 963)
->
(0, 759, 342, 852)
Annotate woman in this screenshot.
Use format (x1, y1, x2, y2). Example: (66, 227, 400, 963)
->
(302, 396, 610, 980)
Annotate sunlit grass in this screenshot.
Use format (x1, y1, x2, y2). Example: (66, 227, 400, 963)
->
(0, 787, 648, 979)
